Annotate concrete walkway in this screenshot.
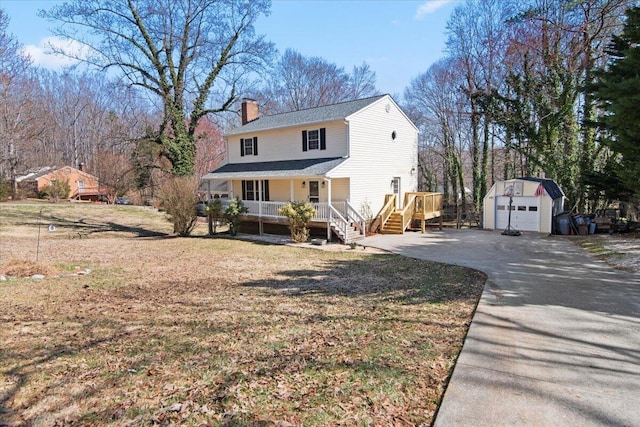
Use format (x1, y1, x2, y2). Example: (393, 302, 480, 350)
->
(361, 229, 640, 426)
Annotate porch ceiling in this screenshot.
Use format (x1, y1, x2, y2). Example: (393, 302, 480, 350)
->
(201, 157, 346, 180)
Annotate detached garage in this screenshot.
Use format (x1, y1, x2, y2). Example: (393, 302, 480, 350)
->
(483, 177, 565, 234)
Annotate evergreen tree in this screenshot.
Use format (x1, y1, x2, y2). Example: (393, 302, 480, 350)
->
(592, 7, 640, 199)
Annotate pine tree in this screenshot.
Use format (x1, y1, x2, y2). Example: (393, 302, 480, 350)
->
(592, 7, 640, 199)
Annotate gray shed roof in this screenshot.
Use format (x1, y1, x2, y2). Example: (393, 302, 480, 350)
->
(201, 157, 347, 180)
(226, 95, 387, 136)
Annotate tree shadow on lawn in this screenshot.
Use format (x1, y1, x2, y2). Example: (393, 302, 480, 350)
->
(239, 252, 487, 305)
(48, 215, 169, 238)
(1, 208, 169, 238)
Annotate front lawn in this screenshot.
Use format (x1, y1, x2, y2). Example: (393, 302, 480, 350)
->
(0, 203, 485, 426)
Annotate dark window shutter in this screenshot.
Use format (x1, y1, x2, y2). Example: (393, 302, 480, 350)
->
(253, 137, 258, 156)
(241, 180, 247, 200)
(302, 130, 308, 152)
(320, 128, 326, 150)
(240, 139, 245, 157)
(262, 180, 270, 201)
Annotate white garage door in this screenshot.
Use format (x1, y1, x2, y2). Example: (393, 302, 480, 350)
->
(496, 196, 541, 232)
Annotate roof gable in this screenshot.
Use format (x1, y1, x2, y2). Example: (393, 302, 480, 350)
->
(226, 95, 388, 136)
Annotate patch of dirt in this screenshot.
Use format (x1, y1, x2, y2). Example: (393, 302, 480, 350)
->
(0, 259, 63, 277)
(577, 232, 640, 274)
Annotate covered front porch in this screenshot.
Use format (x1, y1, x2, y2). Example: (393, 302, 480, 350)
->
(200, 157, 368, 243)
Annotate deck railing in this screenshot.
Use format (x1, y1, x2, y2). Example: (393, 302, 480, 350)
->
(400, 194, 417, 230)
(406, 192, 443, 216)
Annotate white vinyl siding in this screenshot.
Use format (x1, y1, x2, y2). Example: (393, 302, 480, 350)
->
(229, 121, 347, 163)
(328, 97, 418, 215)
(328, 178, 349, 203)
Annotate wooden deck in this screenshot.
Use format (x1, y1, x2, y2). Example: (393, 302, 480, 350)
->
(373, 192, 444, 234)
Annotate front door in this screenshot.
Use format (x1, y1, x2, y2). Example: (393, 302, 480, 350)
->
(309, 180, 319, 203)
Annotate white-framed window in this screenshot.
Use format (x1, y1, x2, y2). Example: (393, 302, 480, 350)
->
(302, 128, 325, 151)
(307, 129, 320, 150)
(244, 179, 255, 200)
(242, 138, 254, 156)
(242, 180, 269, 201)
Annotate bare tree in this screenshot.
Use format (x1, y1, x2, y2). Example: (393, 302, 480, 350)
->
(254, 49, 379, 114)
(41, 0, 274, 176)
(0, 9, 39, 198)
(405, 59, 471, 224)
(446, 0, 515, 211)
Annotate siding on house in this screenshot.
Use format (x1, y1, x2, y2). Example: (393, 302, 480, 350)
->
(328, 97, 418, 215)
(328, 178, 349, 204)
(228, 121, 349, 164)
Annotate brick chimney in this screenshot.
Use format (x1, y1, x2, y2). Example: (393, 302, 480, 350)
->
(79, 162, 86, 172)
(241, 98, 259, 125)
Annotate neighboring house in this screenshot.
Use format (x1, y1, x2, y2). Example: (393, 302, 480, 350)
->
(201, 94, 438, 242)
(16, 164, 104, 201)
(483, 177, 565, 234)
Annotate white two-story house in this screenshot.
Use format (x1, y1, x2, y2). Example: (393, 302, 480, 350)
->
(201, 94, 439, 242)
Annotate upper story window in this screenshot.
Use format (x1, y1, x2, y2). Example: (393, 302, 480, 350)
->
(302, 128, 326, 152)
(308, 130, 320, 150)
(240, 137, 258, 157)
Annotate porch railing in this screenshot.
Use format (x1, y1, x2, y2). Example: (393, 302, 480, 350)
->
(221, 200, 343, 221)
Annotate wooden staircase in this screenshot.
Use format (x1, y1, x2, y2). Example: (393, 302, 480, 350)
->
(372, 192, 443, 235)
(380, 211, 404, 234)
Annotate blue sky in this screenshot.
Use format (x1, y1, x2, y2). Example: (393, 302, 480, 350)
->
(1, 0, 458, 96)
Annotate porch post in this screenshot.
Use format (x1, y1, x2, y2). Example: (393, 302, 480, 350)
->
(326, 178, 332, 241)
(258, 179, 263, 236)
(206, 180, 211, 200)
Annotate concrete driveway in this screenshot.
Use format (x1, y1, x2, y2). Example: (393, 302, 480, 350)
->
(361, 229, 640, 426)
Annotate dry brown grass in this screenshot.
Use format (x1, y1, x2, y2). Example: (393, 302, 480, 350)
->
(0, 203, 486, 426)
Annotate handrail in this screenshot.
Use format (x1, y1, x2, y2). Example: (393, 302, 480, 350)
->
(370, 194, 396, 232)
(329, 204, 349, 239)
(345, 201, 366, 236)
(400, 194, 417, 231)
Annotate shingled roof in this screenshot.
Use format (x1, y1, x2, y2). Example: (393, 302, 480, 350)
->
(202, 157, 347, 180)
(226, 95, 388, 136)
(521, 177, 565, 200)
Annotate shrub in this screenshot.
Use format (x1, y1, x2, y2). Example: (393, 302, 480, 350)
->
(206, 198, 224, 235)
(158, 175, 199, 237)
(223, 197, 248, 236)
(278, 201, 316, 243)
(0, 179, 11, 201)
(45, 179, 71, 202)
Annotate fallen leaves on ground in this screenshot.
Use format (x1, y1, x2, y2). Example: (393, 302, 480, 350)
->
(0, 204, 486, 426)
